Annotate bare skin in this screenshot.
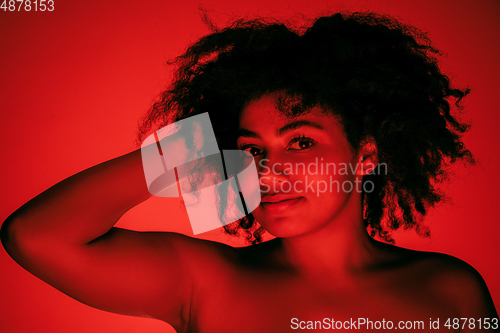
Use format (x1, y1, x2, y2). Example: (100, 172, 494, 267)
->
(1, 94, 497, 333)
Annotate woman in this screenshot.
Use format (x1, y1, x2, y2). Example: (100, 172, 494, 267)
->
(2, 12, 498, 332)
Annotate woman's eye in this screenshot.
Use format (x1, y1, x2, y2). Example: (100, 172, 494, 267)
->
(288, 136, 316, 150)
(239, 145, 262, 156)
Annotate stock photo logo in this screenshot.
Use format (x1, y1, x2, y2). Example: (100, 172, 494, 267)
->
(140, 113, 261, 234)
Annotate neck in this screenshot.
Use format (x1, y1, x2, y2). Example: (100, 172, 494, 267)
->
(277, 192, 378, 277)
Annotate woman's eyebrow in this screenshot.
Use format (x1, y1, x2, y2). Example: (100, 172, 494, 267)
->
(277, 120, 324, 136)
(237, 120, 324, 139)
(237, 128, 261, 139)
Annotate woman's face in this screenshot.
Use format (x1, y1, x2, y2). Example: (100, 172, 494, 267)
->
(237, 94, 361, 238)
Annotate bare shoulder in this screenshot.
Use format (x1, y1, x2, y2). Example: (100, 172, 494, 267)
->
(173, 235, 282, 273)
(418, 251, 497, 318)
(164, 232, 240, 271)
(374, 241, 498, 319)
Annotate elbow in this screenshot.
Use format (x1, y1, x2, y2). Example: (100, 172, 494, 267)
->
(1, 210, 32, 257)
(1, 213, 20, 254)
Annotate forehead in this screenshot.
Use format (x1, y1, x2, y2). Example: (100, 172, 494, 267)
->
(238, 94, 347, 139)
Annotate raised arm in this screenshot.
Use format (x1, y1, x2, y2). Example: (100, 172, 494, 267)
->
(0, 137, 215, 332)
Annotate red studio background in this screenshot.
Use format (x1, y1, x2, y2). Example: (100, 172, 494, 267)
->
(0, 0, 499, 332)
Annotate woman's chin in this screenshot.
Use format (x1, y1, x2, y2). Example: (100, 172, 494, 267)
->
(255, 215, 309, 239)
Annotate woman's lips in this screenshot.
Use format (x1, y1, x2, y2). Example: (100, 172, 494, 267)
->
(260, 197, 304, 212)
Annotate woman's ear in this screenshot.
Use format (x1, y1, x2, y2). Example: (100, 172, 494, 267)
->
(356, 137, 379, 176)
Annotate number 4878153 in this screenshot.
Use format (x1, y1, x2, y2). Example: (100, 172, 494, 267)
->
(1, 0, 54, 11)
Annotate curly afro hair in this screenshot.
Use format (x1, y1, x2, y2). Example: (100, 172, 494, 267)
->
(136, 11, 474, 244)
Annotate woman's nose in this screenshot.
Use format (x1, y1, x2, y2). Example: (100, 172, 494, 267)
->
(258, 154, 290, 185)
